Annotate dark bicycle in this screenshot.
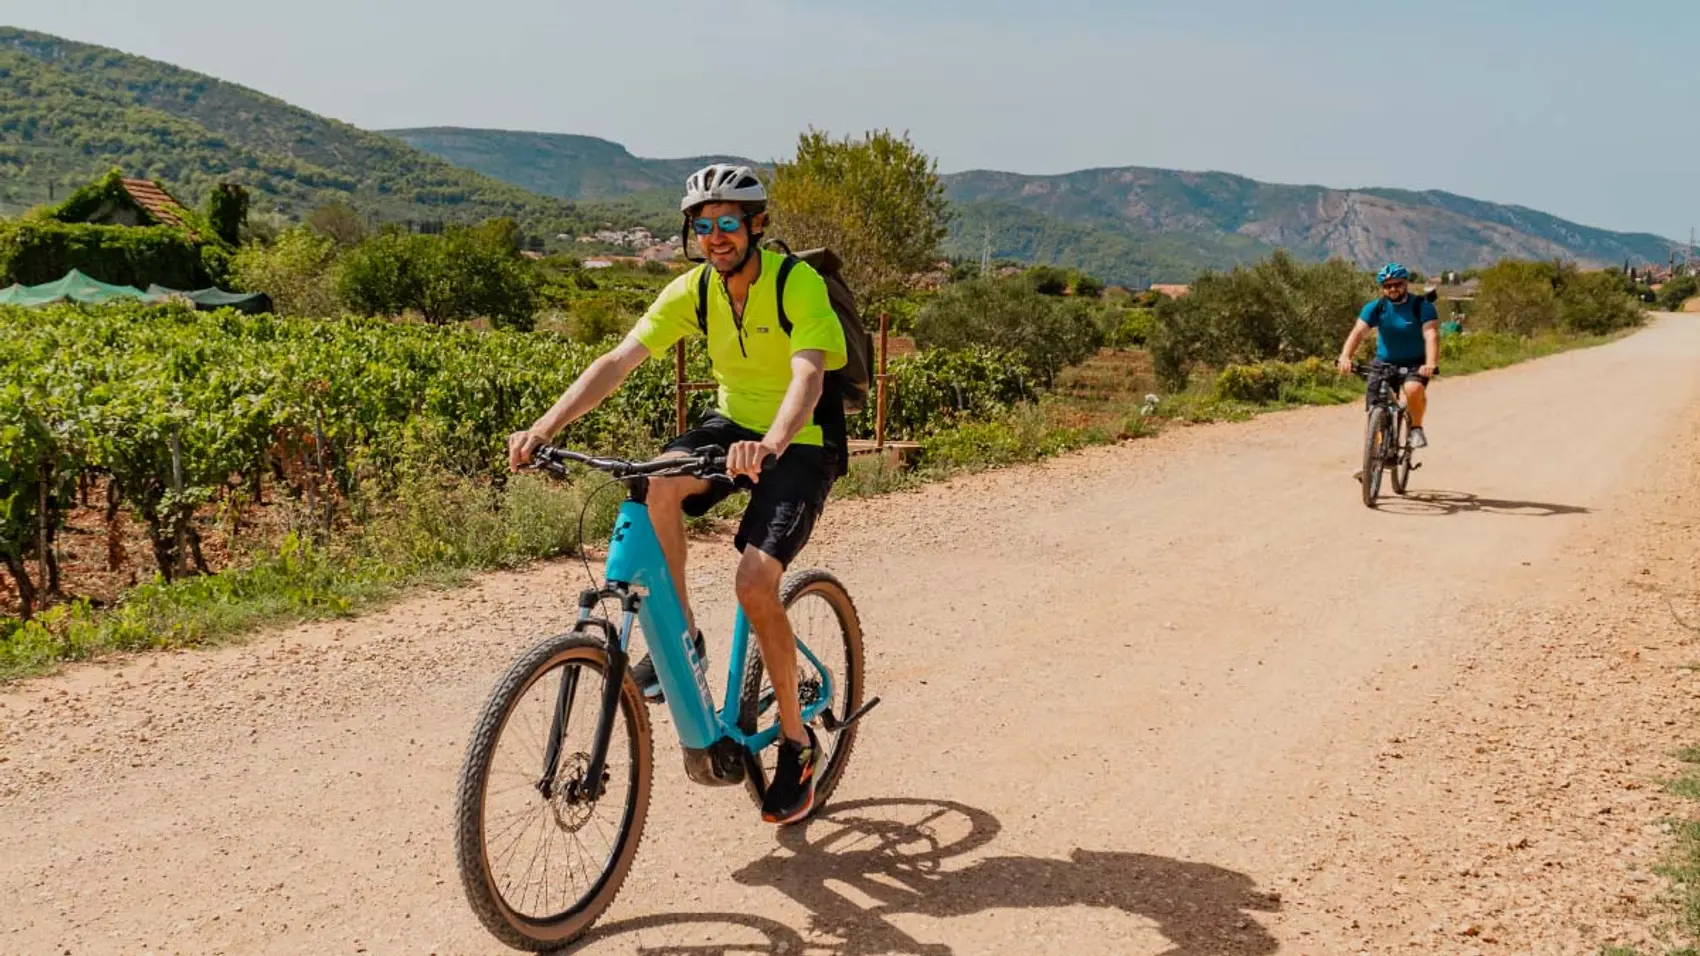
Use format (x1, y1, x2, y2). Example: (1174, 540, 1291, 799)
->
(1351, 362, 1432, 507)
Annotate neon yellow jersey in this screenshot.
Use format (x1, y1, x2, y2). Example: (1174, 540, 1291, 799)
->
(632, 249, 847, 446)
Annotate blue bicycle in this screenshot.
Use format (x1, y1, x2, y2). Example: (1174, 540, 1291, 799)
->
(453, 444, 878, 951)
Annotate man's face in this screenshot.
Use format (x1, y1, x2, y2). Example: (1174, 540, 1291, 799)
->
(691, 202, 762, 273)
(1382, 278, 1409, 302)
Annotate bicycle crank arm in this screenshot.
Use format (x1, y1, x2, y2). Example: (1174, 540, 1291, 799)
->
(820, 696, 882, 733)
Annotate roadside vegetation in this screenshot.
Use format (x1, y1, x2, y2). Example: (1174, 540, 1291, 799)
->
(0, 127, 1662, 681)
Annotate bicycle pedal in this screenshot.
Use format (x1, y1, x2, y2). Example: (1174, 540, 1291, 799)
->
(820, 696, 882, 733)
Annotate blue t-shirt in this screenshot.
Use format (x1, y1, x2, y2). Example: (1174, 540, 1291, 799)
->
(1360, 295, 1438, 364)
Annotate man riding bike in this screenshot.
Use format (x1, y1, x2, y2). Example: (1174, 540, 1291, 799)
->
(1336, 262, 1440, 450)
(507, 163, 848, 825)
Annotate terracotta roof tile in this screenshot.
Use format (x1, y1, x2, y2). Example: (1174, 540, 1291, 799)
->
(119, 178, 189, 229)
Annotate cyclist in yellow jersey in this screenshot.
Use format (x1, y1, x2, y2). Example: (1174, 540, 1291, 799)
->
(508, 164, 846, 824)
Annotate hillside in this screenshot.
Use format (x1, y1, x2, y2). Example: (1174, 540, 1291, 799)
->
(389, 126, 1678, 284)
(941, 167, 1680, 283)
(0, 28, 634, 238)
(384, 128, 749, 202)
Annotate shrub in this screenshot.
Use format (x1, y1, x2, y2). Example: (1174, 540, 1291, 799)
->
(912, 276, 1103, 387)
(1658, 275, 1699, 313)
(1556, 270, 1645, 335)
(230, 226, 342, 317)
(917, 403, 1102, 473)
(1150, 250, 1372, 390)
(338, 218, 539, 329)
(205, 184, 249, 246)
(1099, 306, 1156, 348)
(1472, 260, 1560, 335)
(849, 345, 1033, 440)
(1213, 357, 1352, 404)
(0, 219, 228, 288)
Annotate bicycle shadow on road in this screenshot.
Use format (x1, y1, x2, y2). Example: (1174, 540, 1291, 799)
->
(576, 797, 1280, 955)
(1376, 489, 1590, 519)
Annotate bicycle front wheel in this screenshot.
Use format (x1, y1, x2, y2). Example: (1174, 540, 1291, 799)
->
(454, 629, 653, 951)
(739, 568, 866, 818)
(1361, 406, 1389, 508)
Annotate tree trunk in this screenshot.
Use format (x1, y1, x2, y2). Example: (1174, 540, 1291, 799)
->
(105, 480, 126, 572)
(140, 504, 176, 583)
(45, 520, 62, 597)
(187, 524, 210, 575)
(3, 551, 36, 620)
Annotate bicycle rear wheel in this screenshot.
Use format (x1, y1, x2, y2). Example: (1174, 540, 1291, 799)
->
(454, 629, 653, 951)
(1391, 410, 1412, 495)
(1361, 406, 1389, 508)
(739, 568, 865, 818)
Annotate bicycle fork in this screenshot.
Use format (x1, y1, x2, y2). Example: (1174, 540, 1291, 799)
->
(535, 590, 636, 805)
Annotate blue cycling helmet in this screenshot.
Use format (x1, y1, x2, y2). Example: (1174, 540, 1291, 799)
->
(1376, 262, 1411, 284)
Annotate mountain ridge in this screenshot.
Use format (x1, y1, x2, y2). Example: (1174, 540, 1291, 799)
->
(393, 127, 1679, 282)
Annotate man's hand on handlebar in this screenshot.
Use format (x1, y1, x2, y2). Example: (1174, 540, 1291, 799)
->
(507, 429, 548, 471)
(726, 440, 781, 483)
(1336, 356, 1354, 376)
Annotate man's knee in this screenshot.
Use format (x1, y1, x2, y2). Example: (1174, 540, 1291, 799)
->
(734, 549, 783, 610)
(648, 474, 693, 513)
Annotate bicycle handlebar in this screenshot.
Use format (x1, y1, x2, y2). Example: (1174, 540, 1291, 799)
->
(530, 444, 772, 486)
(1350, 361, 1437, 378)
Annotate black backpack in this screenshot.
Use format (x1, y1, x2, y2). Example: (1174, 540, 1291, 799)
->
(693, 241, 874, 414)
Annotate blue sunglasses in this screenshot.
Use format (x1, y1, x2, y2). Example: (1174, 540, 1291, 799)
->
(691, 215, 745, 236)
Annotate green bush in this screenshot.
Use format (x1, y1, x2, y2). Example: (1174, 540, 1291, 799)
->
(0, 219, 228, 288)
(1099, 306, 1156, 348)
(230, 226, 342, 317)
(1213, 357, 1353, 404)
(912, 275, 1103, 387)
(1472, 260, 1560, 334)
(1557, 270, 1646, 335)
(1659, 275, 1699, 312)
(204, 184, 249, 246)
(1150, 250, 1372, 390)
(918, 403, 1103, 473)
(849, 345, 1033, 440)
(338, 218, 539, 329)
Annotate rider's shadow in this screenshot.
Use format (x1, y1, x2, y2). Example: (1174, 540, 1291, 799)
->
(1376, 489, 1590, 518)
(729, 797, 1281, 956)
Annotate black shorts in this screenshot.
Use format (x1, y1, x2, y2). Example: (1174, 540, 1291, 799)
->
(663, 417, 838, 567)
(1366, 362, 1429, 407)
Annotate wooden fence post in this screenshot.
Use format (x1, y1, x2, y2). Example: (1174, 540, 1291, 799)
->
(674, 342, 688, 434)
(37, 459, 50, 598)
(875, 312, 890, 452)
(169, 424, 187, 576)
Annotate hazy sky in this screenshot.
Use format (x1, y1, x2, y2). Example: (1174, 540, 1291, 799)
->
(4, 0, 1694, 242)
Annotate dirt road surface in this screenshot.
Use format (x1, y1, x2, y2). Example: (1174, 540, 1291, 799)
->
(6, 315, 1700, 956)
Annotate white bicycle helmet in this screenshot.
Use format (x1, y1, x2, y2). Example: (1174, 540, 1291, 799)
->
(680, 163, 766, 212)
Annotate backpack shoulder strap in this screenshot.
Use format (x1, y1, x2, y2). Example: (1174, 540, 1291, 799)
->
(694, 265, 710, 335)
(774, 255, 799, 337)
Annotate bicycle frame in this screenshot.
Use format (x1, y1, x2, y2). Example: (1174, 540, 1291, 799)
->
(572, 492, 836, 792)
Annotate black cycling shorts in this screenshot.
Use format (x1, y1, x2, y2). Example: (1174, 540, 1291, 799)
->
(1366, 362, 1430, 408)
(664, 416, 838, 567)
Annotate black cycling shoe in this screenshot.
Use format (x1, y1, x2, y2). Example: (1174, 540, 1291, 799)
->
(761, 727, 820, 825)
(630, 631, 706, 703)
